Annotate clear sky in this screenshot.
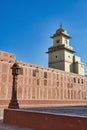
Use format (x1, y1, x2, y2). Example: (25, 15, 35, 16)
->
(0, 0, 87, 74)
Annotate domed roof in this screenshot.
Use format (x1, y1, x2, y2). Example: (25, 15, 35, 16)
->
(56, 24, 65, 33)
(51, 24, 71, 38)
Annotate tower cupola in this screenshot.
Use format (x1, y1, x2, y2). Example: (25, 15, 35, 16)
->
(47, 24, 84, 75)
(51, 24, 72, 47)
(51, 24, 71, 39)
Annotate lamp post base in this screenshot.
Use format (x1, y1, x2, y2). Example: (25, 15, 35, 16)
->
(8, 101, 19, 109)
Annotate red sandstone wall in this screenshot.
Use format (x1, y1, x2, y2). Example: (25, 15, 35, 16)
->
(4, 109, 87, 130)
(0, 51, 15, 102)
(0, 50, 87, 108)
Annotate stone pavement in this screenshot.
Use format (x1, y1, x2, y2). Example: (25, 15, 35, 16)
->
(0, 120, 33, 130)
(0, 109, 34, 130)
(25, 105, 87, 117)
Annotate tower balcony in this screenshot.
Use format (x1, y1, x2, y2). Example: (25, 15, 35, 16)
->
(47, 44, 74, 53)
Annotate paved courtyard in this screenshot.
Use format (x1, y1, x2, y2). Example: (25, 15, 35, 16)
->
(23, 105, 87, 117)
(0, 120, 33, 130)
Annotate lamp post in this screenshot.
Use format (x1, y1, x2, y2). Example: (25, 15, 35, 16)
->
(8, 62, 23, 109)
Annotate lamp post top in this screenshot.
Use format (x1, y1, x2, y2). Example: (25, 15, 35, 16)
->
(11, 62, 23, 76)
(11, 62, 21, 69)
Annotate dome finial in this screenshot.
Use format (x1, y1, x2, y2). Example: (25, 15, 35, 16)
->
(60, 23, 62, 29)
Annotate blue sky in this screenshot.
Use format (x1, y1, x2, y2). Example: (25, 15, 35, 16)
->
(0, 0, 87, 73)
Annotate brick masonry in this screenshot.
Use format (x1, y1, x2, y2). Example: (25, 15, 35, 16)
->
(0, 50, 87, 108)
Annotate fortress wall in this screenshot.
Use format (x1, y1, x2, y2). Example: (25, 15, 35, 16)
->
(0, 50, 87, 108)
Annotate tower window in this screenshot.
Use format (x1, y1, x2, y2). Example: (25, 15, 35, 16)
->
(56, 40, 60, 43)
(65, 39, 68, 44)
(56, 56, 57, 58)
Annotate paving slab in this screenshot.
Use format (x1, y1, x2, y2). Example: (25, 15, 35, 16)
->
(0, 120, 34, 130)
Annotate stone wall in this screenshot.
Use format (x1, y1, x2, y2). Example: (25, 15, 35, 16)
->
(0, 50, 87, 108)
(4, 109, 87, 130)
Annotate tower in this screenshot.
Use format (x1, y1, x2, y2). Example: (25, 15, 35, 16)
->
(47, 24, 84, 75)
